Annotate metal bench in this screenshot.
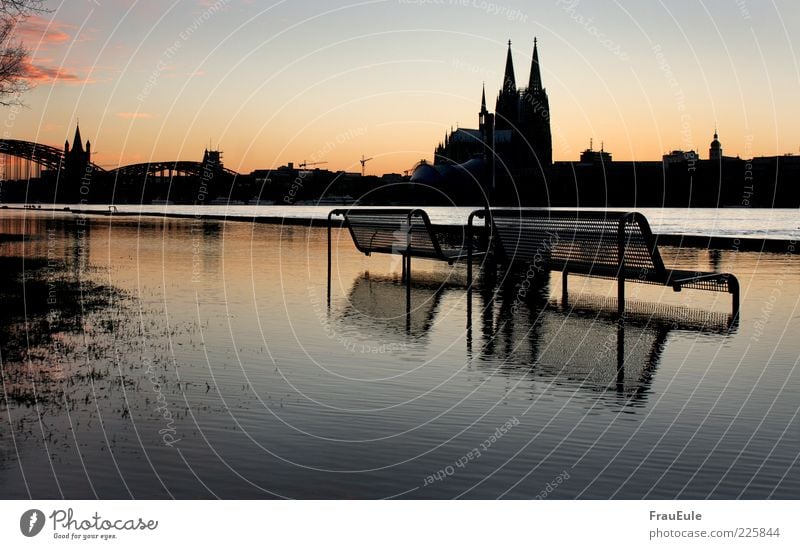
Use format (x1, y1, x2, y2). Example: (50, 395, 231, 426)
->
(467, 209, 740, 317)
(328, 208, 485, 304)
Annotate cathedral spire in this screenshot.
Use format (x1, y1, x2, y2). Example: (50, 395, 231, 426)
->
(495, 40, 519, 131)
(528, 37, 542, 91)
(72, 123, 84, 154)
(503, 39, 516, 93)
(480, 82, 487, 113)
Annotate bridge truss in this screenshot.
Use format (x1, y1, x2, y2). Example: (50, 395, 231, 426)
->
(0, 139, 239, 182)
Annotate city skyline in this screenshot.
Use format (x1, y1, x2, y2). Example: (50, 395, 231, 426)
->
(4, 0, 799, 175)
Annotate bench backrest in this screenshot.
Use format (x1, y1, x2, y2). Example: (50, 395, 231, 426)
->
(487, 210, 667, 278)
(332, 209, 445, 258)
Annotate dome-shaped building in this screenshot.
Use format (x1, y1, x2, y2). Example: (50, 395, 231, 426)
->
(709, 130, 722, 161)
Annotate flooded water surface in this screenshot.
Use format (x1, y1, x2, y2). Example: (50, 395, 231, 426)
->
(1, 209, 798, 499)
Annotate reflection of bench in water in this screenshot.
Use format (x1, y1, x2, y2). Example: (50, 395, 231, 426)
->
(468, 210, 740, 316)
(468, 285, 735, 397)
(337, 273, 445, 339)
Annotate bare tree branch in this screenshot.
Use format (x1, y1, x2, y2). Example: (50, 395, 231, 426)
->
(0, 0, 45, 17)
(0, 0, 48, 106)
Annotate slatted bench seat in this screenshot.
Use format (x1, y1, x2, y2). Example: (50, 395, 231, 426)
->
(328, 208, 486, 302)
(467, 209, 740, 317)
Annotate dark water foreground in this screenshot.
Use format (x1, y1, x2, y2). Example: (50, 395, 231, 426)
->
(1, 210, 798, 499)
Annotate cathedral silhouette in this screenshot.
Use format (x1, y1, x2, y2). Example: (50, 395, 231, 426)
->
(412, 39, 552, 200)
(409, 38, 800, 208)
(8, 40, 799, 208)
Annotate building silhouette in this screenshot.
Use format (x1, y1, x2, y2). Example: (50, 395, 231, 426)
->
(5, 75, 800, 208)
(64, 123, 91, 171)
(60, 123, 93, 202)
(427, 38, 552, 196)
(412, 38, 800, 208)
(709, 130, 722, 161)
(579, 141, 612, 165)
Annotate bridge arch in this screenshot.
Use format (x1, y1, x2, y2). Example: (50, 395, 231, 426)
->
(108, 161, 239, 180)
(0, 139, 240, 182)
(0, 139, 105, 179)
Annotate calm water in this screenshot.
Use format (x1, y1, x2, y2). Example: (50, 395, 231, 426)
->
(1, 209, 799, 499)
(20, 204, 800, 239)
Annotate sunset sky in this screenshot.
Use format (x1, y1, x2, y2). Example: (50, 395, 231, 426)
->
(4, 0, 799, 175)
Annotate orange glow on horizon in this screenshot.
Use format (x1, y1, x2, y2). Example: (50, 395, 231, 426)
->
(4, 1, 798, 175)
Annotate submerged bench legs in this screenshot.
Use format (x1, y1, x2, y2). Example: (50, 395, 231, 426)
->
(616, 315, 626, 391)
(327, 217, 333, 308)
(729, 277, 740, 319)
(405, 254, 411, 313)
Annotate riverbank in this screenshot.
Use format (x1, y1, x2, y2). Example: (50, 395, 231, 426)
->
(2, 204, 797, 253)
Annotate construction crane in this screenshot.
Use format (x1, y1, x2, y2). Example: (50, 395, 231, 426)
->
(299, 160, 328, 169)
(404, 160, 428, 178)
(359, 154, 373, 176)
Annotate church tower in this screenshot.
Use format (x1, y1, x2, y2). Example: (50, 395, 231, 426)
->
(709, 129, 722, 161)
(478, 83, 490, 139)
(65, 123, 90, 167)
(61, 123, 92, 202)
(479, 83, 488, 127)
(495, 40, 518, 131)
(519, 38, 553, 166)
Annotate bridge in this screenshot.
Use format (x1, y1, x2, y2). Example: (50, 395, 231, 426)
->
(0, 139, 105, 179)
(0, 139, 239, 181)
(108, 160, 239, 180)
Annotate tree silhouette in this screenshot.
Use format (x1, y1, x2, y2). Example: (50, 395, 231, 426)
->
(0, 0, 45, 106)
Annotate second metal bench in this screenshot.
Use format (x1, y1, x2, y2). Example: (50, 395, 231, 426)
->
(468, 209, 740, 317)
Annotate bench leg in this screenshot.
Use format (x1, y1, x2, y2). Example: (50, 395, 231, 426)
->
(467, 253, 473, 290)
(561, 270, 569, 306)
(466, 288, 472, 356)
(327, 220, 332, 308)
(466, 267, 473, 330)
(616, 315, 625, 392)
(405, 254, 411, 322)
(617, 217, 627, 319)
(467, 253, 473, 336)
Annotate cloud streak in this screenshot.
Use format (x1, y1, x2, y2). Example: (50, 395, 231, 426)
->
(23, 60, 83, 83)
(16, 16, 72, 48)
(13, 16, 97, 85)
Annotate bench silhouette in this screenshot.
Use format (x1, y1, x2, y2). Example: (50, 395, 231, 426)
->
(328, 208, 485, 304)
(467, 209, 740, 317)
